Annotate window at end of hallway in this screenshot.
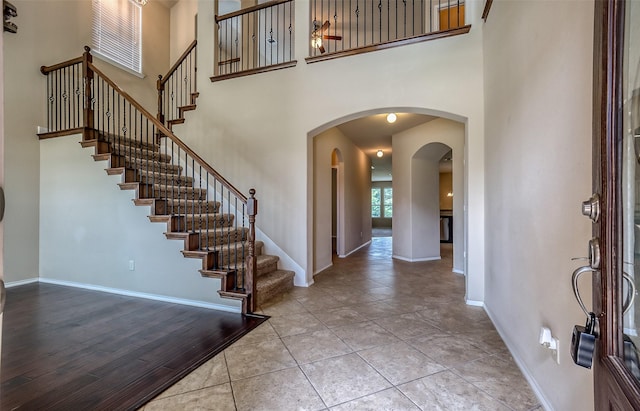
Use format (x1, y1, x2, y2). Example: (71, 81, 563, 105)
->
(372, 188, 381, 218)
(92, 0, 143, 76)
(384, 187, 393, 217)
(372, 187, 393, 218)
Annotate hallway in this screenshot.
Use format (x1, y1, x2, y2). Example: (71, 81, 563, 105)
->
(143, 239, 541, 410)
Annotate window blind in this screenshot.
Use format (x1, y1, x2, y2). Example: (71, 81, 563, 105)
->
(92, 0, 142, 74)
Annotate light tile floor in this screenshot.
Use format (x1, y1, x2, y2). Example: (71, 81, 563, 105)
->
(142, 238, 542, 411)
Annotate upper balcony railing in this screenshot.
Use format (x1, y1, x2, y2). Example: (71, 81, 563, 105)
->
(211, 0, 470, 80)
(307, 0, 469, 62)
(212, 0, 296, 81)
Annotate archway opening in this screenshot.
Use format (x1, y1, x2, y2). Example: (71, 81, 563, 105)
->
(310, 108, 466, 281)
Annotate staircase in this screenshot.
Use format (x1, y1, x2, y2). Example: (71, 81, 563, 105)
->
(39, 46, 294, 313)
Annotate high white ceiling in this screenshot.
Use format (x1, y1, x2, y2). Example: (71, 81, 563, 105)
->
(336, 113, 437, 181)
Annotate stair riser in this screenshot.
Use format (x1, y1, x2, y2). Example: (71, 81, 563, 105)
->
(151, 188, 207, 200)
(200, 229, 248, 248)
(110, 155, 176, 171)
(216, 247, 248, 268)
(214, 242, 263, 262)
(111, 147, 170, 163)
(257, 284, 293, 306)
(138, 175, 194, 187)
(131, 162, 181, 174)
(150, 199, 221, 215)
(256, 272, 295, 306)
(155, 203, 219, 215)
(257, 261, 278, 276)
(184, 217, 234, 231)
(181, 212, 234, 230)
(165, 215, 234, 232)
(99, 133, 159, 151)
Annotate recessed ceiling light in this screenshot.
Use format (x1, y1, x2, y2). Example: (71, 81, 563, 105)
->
(386, 113, 397, 123)
(377, 150, 384, 158)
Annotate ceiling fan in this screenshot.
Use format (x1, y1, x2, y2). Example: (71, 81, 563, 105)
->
(311, 20, 342, 54)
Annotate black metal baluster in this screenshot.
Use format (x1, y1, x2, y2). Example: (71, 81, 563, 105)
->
(327, 0, 331, 53)
(188, 153, 194, 238)
(355, 1, 359, 47)
(213, 179, 218, 262)
(378, 0, 382, 44)
(67, 66, 71, 129)
(55, 69, 59, 131)
(205, 172, 209, 252)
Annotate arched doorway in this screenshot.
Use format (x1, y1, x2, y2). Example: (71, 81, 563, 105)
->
(310, 108, 466, 280)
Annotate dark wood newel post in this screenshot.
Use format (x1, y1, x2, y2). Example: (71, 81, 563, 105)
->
(82, 46, 94, 141)
(156, 75, 165, 125)
(246, 188, 258, 313)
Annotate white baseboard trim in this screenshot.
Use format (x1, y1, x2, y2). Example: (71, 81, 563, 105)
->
(452, 268, 464, 275)
(38, 278, 241, 313)
(484, 304, 553, 411)
(392, 255, 441, 262)
(5, 278, 39, 288)
(465, 299, 484, 307)
(340, 240, 372, 258)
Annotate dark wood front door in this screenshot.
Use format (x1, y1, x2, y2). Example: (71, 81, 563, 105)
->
(592, 0, 640, 409)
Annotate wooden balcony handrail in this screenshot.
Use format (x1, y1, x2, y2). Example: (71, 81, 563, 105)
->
(304, 26, 472, 64)
(89, 61, 247, 204)
(159, 39, 197, 88)
(215, 0, 291, 23)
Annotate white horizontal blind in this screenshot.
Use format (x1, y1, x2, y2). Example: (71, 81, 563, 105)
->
(92, 0, 142, 74)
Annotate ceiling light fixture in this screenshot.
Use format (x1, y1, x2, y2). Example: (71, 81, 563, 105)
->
(311, 34, 322, 49)
(386, 113, 397, 123)
(133, 0, 147, 5)
(377, 150, 384, 158)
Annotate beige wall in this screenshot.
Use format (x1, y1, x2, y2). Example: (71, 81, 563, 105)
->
(39, 134, 240, 311)
(170, 0, 198, 62)
(483, 1, 594, 409)
(393, 118, 465, 273)
(175, 0, 485, 297)
(313, 127, 371, 275)
(2, 0, 170, 283)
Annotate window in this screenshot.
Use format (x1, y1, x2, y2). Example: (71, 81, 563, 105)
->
(384, 187, 393, 217)
(372, 188, 381, 218)
(372, 187, 393, 218)
(92, 0, 142, 75)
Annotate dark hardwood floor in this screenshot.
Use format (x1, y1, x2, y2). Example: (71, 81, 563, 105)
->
(1, 283, 267, 410)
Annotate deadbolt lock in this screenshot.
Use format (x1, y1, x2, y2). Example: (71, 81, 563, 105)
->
(582, 194, 601, 222)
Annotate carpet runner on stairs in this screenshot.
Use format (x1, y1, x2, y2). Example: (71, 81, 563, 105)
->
(82, 132, 295, 310)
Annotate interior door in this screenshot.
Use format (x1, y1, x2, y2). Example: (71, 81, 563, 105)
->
(592, 0, 640, 409)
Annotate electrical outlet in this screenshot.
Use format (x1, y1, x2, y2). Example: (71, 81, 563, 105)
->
(128, 260, 135, 271)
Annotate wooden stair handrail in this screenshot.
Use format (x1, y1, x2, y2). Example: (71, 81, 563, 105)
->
(40, 56, 83, 74)
(215, 0, 291, 22)
(88, 61, 248, 204)
(159, 39, 197, 88)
